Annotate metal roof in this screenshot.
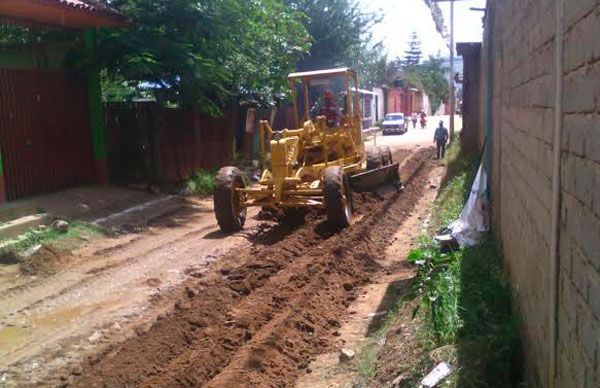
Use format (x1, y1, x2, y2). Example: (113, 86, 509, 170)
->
(288, 67, 356, 80)
(0, 0, 127, 28)
(350, 87, 375, 96)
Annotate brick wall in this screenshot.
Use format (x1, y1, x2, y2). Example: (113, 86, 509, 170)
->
(557, 1, 600, 386)
(487, 0, 600, 386)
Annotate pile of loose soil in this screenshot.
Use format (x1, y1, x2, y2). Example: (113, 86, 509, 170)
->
(70, 148, 435, 388)
(19, 245, 72, 275)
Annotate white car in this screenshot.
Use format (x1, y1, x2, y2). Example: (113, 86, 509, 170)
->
(382, 113, 407, 135)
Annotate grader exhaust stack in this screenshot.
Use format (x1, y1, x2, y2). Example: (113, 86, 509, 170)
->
(213, 68, 402, 232)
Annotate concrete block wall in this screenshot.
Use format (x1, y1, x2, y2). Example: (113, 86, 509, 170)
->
(557, 1, 600, 386)
(488, 0, 600, 386)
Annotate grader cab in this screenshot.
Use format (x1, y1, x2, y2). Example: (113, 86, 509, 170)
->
(213, 68, 401, 232)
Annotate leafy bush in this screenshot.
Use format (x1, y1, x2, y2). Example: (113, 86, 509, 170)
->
(409, 238, 522, 387)
(186, 169, 216, 196)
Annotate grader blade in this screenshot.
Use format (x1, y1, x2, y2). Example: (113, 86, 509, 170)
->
(349, 163, 402, 193)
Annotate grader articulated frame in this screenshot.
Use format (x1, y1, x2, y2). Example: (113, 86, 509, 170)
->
(213, 68, 401, 232)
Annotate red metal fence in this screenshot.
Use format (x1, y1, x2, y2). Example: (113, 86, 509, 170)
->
(272, 106, 295, 130)
(159, 107, 236, 181)
(105, 103, 236, 184)
(0, 69, 94, 200)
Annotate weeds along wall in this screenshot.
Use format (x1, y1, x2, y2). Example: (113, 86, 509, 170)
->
(486, 0, 600, 387)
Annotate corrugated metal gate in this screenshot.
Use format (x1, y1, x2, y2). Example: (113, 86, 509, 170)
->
(0, 69, 94, 200)
(105, 103, 236, 184)
(105, 102, 158, 184)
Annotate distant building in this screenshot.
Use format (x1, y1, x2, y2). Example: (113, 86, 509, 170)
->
(355, 89, 377, 128)
(0, 0, 126, 202)
(372, 87, 385, 122)
(384, 82, 424, 116)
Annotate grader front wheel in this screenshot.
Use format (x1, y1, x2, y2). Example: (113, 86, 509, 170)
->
(324, 166, 353, 229)
(214, 167, 247, 232)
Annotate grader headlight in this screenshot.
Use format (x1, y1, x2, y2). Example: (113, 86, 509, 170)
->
(272, 131, 283, 142)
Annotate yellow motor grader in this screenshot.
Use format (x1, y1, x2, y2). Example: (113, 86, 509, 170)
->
(214, 68, 401, 232)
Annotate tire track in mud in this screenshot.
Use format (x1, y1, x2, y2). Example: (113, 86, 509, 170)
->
(71, 147, 434, 388)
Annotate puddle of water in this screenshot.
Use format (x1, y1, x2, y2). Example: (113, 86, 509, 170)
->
(28, 294, 128, 329)
(0, 326, 29, 347)
(29, 305, 89, 327)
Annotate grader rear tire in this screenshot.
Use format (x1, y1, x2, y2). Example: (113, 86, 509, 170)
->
(324, 166, 353, 229)
(366, 148, 383, 170)
(283, 207, 305, 217)
(380, 146, 393, 166)
(214, 167, 247, 232)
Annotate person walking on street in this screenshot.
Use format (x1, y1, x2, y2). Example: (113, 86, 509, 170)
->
(411, 112, 418, 129)
(434, 120, 449, 159)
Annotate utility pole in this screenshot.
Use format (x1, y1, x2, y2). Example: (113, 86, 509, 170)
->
(431, 0, 464, 140)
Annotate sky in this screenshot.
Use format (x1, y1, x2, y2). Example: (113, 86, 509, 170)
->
(359, 0, 487, 59)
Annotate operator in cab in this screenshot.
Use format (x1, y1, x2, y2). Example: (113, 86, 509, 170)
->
(320, 90, 339, 128)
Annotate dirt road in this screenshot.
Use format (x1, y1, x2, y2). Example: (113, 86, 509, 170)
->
(0, 135, 434, 387)
(0, 200, 266, 386)
(64, 147, 433, 387)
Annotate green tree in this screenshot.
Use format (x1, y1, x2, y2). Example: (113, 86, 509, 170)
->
(402, 31, 422, 67)
(97, 0, 310, 112)
(347, 41, 390, 88)
(100, 69, 137, 102)
(395, 53, 448, 111)
(285, 0, 379, 70)
(285, 0, 382, 86)
(0, 24, 31, 45)
(423, 0, 447, 39)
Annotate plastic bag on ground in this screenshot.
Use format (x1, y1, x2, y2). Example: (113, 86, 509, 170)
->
(438, 163, 490, 248)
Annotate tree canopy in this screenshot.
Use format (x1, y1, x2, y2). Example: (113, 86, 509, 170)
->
(402, 31, 422, 67)
(1, 0, 387, 111)
(401, 54, 449, 111)
(284, 0, 384, 87)
(97, 0, 310, 113)
(99, 0, 387, 110)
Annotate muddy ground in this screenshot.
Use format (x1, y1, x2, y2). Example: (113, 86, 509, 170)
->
(0, 145, 434, 388)
(64, 147, 434, 388)
(0, 199, 265, 386)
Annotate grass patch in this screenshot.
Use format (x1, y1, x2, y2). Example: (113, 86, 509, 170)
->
(407, 238, 523, 387)
(357, 342, 381, 381)
(186, 168, 216, 196)
(1, 221, 104, 255)
(356, 142, 522, 388)
(353, 279, 417, 384)
(429, 141, 478, 233)
(404, 146, 523, 387)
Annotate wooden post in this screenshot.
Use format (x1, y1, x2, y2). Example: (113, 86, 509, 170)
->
(0, 148, 6, 203)
(83, 28, 109, 184)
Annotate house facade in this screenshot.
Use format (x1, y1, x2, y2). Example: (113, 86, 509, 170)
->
(0, 0, 125, 202)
